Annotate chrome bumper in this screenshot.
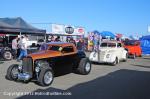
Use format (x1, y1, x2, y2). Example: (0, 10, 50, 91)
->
(18, 73, 31, 81)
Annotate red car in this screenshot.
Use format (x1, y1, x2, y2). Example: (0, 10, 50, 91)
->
(123, 40, 142, 59)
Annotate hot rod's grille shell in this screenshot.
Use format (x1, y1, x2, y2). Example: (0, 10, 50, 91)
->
(22, 57, 33, 76)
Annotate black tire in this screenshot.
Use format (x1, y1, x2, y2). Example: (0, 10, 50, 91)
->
(77, 58, 91, 75)
(37, 63, 54, 86)
(6, 64, 19, 81)
(111, 57, 118, 66)
(3, 51, 12, 60)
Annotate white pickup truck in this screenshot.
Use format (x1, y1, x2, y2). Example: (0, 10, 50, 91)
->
(89, 41, 127, 65)
(26, 40, 37, 47)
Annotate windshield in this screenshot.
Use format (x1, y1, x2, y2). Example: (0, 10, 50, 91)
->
(48, 45, 62, 51)
(124, 40, 140, 46)
(39, 44, 62, 51)
(101, 43, 116, 47)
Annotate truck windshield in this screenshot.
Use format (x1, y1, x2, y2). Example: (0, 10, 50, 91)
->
(101, 43, 116, 47)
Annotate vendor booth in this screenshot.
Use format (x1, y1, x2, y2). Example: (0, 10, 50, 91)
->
(0, 17, 46, 34)
(0, 17, 46, 44)
(0, 17, 46, 60)
(140, 35, 150, 55)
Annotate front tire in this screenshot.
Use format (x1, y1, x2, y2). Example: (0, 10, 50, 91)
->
(111, 57, 118, 66)
(38, 66, 54, 86)
(77, 58, 91, 75)
(6, 64, 19, 81)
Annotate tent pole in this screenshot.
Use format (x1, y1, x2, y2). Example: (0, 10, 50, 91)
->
(20, 32, 21, 36)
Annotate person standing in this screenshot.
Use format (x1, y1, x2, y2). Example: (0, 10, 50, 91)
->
(17, 35, 28, 61)
(12, 37, 18, 59)
(55, 36, 61, 42)
(69, 37, 76, 46)
(77, 39, 84, 50)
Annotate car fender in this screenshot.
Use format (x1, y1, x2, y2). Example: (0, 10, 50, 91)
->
(109, 52, 117, 62)
(0, 47, 11, 53)
(122, 50, 128, 59)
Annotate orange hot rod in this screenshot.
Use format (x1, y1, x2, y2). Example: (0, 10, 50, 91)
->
(123, 40, 142, 59)
(6, 42, 91, 86)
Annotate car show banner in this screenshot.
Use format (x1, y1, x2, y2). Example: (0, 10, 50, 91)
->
(51, 24, 85, 35)
(52, 24, 64, 34)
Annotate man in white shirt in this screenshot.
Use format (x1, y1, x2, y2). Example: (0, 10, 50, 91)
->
(17, 35, 28, 60)
(12, 37, 18, 59)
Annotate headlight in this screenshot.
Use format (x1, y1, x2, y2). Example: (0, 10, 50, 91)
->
(35, 61, 41, 67)
(35, 66, 40, 72)
(18, 65, 22, 71)
(35, 61, 42, 72)
(106, 54, 110, 58)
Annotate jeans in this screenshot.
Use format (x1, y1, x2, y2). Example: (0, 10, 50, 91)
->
(12, 49, 17, 59)
(18, 49, 27, 60)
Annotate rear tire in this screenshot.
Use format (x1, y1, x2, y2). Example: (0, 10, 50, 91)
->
(6, 64, 19, 81)
(77, 58, 91, 75)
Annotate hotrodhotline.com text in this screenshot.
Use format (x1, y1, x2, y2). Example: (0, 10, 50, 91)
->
(1, 91, 72, 96)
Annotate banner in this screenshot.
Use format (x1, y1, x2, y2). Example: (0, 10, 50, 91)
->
(74, 27, 85, 35)
(51, 24, 85, 35)
(52, 24, 64, 34)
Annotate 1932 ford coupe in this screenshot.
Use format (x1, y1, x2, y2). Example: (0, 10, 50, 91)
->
(6, 42, 91, 86)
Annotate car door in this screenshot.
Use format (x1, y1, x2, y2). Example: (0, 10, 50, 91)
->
(51, 46, 76, 74)
(61, 46, 76, 66)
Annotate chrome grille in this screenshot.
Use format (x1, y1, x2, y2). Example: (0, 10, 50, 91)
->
(22, 57, 33, 76)
(100, 51, 106, 60)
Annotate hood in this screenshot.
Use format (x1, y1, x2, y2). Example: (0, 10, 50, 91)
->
(28, 50, 61, 60)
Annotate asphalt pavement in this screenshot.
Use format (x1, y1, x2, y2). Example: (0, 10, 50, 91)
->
(0, 53, 150, 99)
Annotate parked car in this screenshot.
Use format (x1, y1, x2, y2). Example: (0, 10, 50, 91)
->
(89, 41, 127, 65)
(0, 37, 13, 60)
(123, 40, 142, 59)
(0, 46, 13, 60)
(6, 42, 91, 86)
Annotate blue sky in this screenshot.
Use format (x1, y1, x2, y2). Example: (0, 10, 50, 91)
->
(0, 0, 150, 36)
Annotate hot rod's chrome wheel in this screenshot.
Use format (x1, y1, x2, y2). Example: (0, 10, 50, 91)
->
(6, 64, 19, 80)
(85, 62, 91, 72)
(44, 71, 53, 85)
(38, 62, 54, 86)
(11, 66, 19, 79)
